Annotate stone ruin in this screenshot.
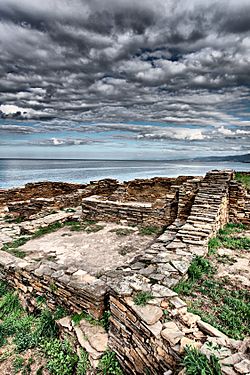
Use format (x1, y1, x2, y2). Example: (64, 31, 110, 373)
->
(0, 170, 249, 374)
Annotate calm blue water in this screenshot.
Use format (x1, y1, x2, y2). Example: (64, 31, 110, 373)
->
(0, 159, 249, 189)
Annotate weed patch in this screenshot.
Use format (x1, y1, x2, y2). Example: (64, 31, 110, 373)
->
(175, 245, 250, 340)
(109, 228, 135, 236)
(133, 291, 153, 306)
(183, 346, 222, 375)
(218, 223, 246, 236)
(234, 172, 250, 190)
(85, 224, 104, 233)
(76, 348, 90, 375)
(138, 226, 161, 236)
(72, 310, 110, 331)
(188, 256, 213, 281)
(208, 222, 250, 253)
(42, 339, 78, 375)
(174, 256, 213, 295)
(32, 222, 64, 238)
(98, 350, 123, 375)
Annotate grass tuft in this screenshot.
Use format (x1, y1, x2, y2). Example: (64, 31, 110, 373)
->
(109, 228, 135, 236)
(234, 172, 250, 190)
(138, 226, 161, 236)
(133, 292, 153, 306)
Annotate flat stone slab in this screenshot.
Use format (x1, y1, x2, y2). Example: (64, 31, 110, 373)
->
(125, 297, 163, 325)
(18, 222, 153, 275)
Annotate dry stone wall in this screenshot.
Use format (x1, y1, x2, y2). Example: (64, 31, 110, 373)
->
(82, 195, 178, 227)
(0, 170, 249, 374)
(0, 181, 86, 205)
(0, 249, 107, 319)
(103, 170, 247, 374)
(229, 180, 250, 225)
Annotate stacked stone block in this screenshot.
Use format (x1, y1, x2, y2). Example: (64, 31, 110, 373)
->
(82, 195, 177, 227)
(229, 180, 250, 225)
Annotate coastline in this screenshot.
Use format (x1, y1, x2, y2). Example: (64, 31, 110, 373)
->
(1, 158, 250, 189)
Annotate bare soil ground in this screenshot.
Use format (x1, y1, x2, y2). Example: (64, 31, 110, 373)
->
(0, 345, 49, 375)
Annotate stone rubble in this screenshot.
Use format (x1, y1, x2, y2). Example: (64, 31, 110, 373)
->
(0, 170, 249, 374)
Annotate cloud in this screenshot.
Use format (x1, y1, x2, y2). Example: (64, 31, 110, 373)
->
(0, 0, 249, 158)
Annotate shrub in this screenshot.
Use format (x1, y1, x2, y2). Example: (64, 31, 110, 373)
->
(14, 331, 36, 352)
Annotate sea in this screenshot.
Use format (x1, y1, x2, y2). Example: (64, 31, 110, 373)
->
(0, 159, 249, 189)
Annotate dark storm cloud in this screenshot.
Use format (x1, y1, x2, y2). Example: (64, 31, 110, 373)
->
(0, 0, 249, 142)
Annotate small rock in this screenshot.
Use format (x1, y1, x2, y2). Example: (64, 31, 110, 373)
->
(169, 297, 187, 309)
(171, 260, 190, 275)
(151, 284, 177, 298)
(57, 316, 72, 331)
(197, 320, 228, 338)
(181, 311, 201, 327)
(131, 303, 163, 325)
(234, 359, 250, 374)
(221, 353, 245, 366)
(161, 321, 184, 346)
(221, 366, 238, 375)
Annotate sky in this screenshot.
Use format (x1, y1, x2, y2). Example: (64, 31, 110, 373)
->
(0, 0, 249, 160)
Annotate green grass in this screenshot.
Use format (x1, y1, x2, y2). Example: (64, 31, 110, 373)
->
(13, 355, 25, 373)
(174, 256, 213, 295)
(2, 237, 29, 258)
(183, 347, 222, 375)
(109, 228, 135, 236)
(189, 280, 250, 340)
(234, 172, 250, 190)
(174, 245, 250, 340)
(65, 220, 103, 233)
(208, 235, 250, 252)
(218, 222, 246, 236)
(188, 256, 213, 281)
(3, 216, 25, 224)
(138, 226, 161, 236)
(76, 348, 90, 375)
(41, 339, 78, 375)
(85, 224, 104, 233)
(133, 292, 153, 306)
(72, 310, 110, 332)
(0, 281, 96, 374)
(97, 350, 123, 375)
(176, 269, 250, 340)
(208, 222, 250, 253)
(32, 222, 64, 238)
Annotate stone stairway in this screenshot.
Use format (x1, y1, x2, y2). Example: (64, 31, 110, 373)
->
(106, 170, 241, 375)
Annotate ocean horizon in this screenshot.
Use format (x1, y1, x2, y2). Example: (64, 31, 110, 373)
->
(1, 158, 249, 189)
